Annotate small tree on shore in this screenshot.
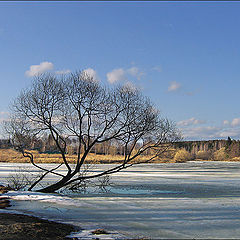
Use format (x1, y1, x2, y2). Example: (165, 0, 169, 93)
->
(4, 71, 180, 193)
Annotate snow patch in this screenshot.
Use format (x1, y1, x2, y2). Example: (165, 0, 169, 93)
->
(5, 191, 91, 207)
(67, 229, 126, 240)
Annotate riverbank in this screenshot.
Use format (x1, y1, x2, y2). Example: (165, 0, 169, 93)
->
(1, 148, 240, 164)
(0, 148, 171, 164)
(0, 186, 124, 240)
(0, 212, 77, 240)
(0, 185, 78, 240)
(0, 185, 143, 240)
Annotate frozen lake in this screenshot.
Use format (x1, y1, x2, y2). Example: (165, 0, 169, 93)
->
(1, 161, 240, 239)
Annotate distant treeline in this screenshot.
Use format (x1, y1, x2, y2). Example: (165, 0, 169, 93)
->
(0, 139, 12, 149)
(1, 136, 240, 159)
(173, 137, 240, 159)
(0, 135, 153, 156)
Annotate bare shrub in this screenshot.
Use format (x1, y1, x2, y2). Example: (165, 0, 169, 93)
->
(196, 150, 212, 160)
(213, 147, 227, 161)
(7, 173, 28, 191)
(7, 167, 45, 191)
(173, 149, 192, 163)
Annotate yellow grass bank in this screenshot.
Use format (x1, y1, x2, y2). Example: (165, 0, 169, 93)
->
(0, 148, 173, 164)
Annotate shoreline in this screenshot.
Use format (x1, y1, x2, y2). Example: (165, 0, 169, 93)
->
(0, 212, 78, 240)
(0, 185, 79, 240)
(0, 210, 127, 240)
(0, 189, 125, 240)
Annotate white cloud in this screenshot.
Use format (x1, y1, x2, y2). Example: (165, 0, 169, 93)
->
(152, 66, 162, 72)
(127, 67, 144, 80)
(179, 121, 240, 140)
(223, 120, 230, 125)
(168, 81, 181, 92)
(231, 118, 240, 127)
(123, 81, 137, 91)
(107, 66, 144, 84)
(83, 68, 99, 82)
(107, 68, 126, 84)
(219, 129, 240, 138)
(177, 117, 206, 127)
(181, 126, 221, 140)
(25, 61, 54, 77)
(179, 116, 240, 140)
(127, 67, 138, 76)
(55, 69, 71, 75)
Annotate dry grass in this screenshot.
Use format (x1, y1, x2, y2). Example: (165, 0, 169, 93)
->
(196, 150, 212, 160)
(0, 148, 171, 164)
(173, 149, 192, 163)
(2, 148, 240, 164)
(213, 147, 227, 161)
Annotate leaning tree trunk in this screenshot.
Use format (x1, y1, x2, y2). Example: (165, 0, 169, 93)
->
(36, 174, 73, 193)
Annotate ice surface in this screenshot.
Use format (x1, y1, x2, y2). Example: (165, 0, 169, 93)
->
(1, 161, 240, 239)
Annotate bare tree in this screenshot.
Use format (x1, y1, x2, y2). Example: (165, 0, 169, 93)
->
(4, 71, 180, 193)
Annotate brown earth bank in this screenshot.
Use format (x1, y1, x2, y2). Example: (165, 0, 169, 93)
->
(0, 212, 78, 240)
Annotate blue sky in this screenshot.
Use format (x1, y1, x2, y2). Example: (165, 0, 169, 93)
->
(1, 2, 240, 140)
